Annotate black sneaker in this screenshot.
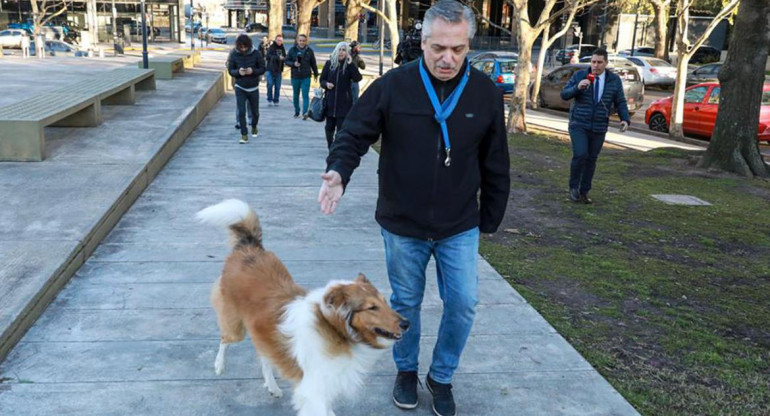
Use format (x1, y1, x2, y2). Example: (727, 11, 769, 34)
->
(293, 113, 300, 118)
(234, 123, 240, 130)
(392, 371, 419, 410)
(426, 375, 455, 416)
(302, 112, 309, 120)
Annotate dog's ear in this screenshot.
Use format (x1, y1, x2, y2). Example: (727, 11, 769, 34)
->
(324, 285, 348, 310)
(355, 273, 371, 285)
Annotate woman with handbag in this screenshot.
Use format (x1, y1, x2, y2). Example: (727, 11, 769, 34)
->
(319, 41, 363, 149)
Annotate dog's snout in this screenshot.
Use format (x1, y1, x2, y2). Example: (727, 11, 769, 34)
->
(399, 319, 410, 331)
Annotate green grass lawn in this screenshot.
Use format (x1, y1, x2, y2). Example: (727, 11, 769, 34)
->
(480, 133, 770, 415)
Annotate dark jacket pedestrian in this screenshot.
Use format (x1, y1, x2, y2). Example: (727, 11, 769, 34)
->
(319, 42, 363, 148)
(227, 34, 266, 143)
(285, 38, 319, 80)
(560, 49, 630, 203)
(285, 34, 319, 117)
(265, 36, 287, 105)
(265, 41, 287, 73)
(324, 58, 510, 240)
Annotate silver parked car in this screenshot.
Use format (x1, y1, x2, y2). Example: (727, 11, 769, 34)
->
(534, 64, 645, 116)
(0, 29, 28, 48)
(625, 56, 677, 88)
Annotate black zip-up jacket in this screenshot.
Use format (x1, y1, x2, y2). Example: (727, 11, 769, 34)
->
(265, 42, 287, 73)
(285, 45, 319, 79)
(227, 47, 266, 89)
(320, 59, 363, 118)
(326, 59, 511, 240)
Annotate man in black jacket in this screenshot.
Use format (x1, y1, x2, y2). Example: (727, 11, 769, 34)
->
(285, 34, 319, 119)
(318, 2, 510, 415)
(265, 34, 286, 106)
(228, 34, 266, 143)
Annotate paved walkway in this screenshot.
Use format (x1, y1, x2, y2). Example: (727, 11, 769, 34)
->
(1, 52, 640, 415)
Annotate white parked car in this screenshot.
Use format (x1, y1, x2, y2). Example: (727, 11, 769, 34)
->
(625, 56, 677, 88)
(0, 29, 29, 48)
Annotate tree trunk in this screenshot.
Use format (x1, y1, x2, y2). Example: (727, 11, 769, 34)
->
(669, 0, 739, 138)
(669, 0, 691, 138)
(297, 0, 322, 37)
(507, 32, 534, 133)
(269, 0, 285, 40)
(668, 51, 690, 138)
(651, 0, 669, 61)
(531, 26, 550, 110)
(344, 0, 364, 41)
(697, 0, 770, 177)
(386, 0, 400, 62)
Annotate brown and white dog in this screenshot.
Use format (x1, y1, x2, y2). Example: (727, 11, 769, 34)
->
(196, 199, 409, 416)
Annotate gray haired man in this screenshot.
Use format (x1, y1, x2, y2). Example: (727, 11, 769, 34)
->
(318, 1, 510, 415)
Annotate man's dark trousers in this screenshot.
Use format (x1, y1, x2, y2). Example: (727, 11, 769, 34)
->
(568, 126, 605, 193)
(236, 88, 260, 136)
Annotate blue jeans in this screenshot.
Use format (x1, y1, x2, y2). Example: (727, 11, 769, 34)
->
(234, 100, 253, 126)
(291, 77, 311, 115)
(568, 126, 606, 193)
(265, 71, 282, 103)
(381, 227, 479, 384)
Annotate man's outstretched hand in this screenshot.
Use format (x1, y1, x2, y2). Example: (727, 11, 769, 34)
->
(319, 170, 343, 214)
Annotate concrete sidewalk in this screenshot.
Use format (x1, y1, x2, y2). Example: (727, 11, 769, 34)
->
(1, 55, 640, 415)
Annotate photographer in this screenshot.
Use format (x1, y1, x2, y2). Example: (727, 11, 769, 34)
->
(395, 20, 423, 65)
(349, 40, 365, 102)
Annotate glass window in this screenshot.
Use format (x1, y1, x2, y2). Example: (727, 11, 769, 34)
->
(471, 61, 484, 71)
(707, 87, 721, 104)
(685, 86, 708, 103)
(498, 61, 516, 73)
(0, 31, 9, 36)
(557, 69, 572, 83)
(627, 57, 643, 66)
(648, 58, 673, 67)
(481, 61, 495, 76)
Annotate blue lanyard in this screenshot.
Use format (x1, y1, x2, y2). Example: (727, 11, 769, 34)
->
(418, 58, 471, 167)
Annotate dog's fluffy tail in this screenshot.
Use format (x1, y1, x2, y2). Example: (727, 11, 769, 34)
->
(196, 199, 262, 249)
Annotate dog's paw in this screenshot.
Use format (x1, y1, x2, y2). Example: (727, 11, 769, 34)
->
(214, 358, 226, 375)
(263, 382, 283, 398)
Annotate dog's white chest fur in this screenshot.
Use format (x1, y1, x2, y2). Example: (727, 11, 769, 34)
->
(281, 286, 388, 411)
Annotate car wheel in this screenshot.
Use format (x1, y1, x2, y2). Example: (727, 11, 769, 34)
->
(648, 113, 668, 132)
(537, 92, 546, 108)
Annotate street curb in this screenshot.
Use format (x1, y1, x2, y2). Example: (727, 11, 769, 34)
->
(0, 71, 226, 363)
(534, 107, 708, 149)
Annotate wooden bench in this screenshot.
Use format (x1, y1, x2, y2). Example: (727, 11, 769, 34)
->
(169, 50, 201, 69)
(0, 68, 157, 162)
(52, 68, 156, 105)
(0, 94, 101, 161)
(139, 56, 184, 79)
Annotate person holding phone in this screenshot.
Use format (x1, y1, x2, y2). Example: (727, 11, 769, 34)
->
(228, 34, 266, 144)
(285, 34, 319, 119)
(560, 48, 630, 204)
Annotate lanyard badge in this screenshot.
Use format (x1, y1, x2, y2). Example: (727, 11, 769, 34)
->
(418, 58, 471, 167)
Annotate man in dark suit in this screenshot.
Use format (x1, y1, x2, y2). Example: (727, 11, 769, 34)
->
(561, 48, 630, 203)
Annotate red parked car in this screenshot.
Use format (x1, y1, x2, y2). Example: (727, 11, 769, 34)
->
(645, 82, 770, 143)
